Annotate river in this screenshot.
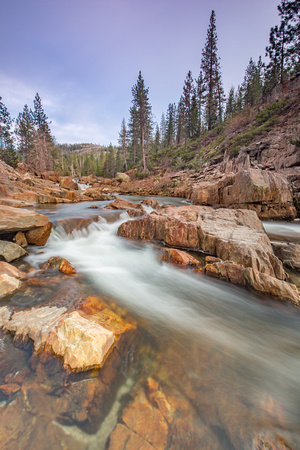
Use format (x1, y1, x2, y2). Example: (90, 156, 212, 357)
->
(1, 195, 300, 449)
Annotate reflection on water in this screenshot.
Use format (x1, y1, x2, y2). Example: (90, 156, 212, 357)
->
(1, 200, 300, 448)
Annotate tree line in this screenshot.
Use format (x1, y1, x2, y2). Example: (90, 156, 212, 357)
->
(118, 1, 299, 173)
(0, 0, 299, 175)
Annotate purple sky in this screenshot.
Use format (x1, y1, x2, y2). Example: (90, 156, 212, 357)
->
(1, 0, 280, 145)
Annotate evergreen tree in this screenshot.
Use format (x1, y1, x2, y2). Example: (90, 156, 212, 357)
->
(15, 104, 35, 163)
(128, 105, 139, 166)
(129, 71, 152, 172)
(196, 71, 206, 133)
(176, 97, 185, 145)
(30, 93, 54, 171)
(242, 57, 264, 106)
(153, 124, 161, 152)
(265, 0, 300, 89)
(160, 113, 167, 148)
(0, 97, 18, 167)
(118, 118, 129, 171)
(165, 103, 176, 146)
(225, 87, 236, 119)
(182, 70, 196, 141)
(201, 10, 224, 130)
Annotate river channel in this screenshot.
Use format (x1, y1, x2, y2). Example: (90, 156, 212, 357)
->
(1, 195, 300, 449)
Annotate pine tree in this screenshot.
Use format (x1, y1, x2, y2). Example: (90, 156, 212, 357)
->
(31, 93, 54, 171)
(165, 103, 176, 146)
(129, 71, 152, 172)
(201, 10, 224, 130)
(160, 113, 167, 148)
(15, 104, 35, 163)
(225, 87, 236, 119)
(242, 58, 264, 106)
(265, 0, 300, 89)
(182, 70, 196, 141)
(176, 97, 185, 145)
(196, 71, 206, 133)
(118, 118, 129, 171)
(0, 97, 18, 167)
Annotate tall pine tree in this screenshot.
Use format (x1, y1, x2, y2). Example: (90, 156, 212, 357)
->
(265, 0, 300, 89)
(129, 71, 152, 172)
(0, 97, 18, 167)
(201, 10, 224, 130)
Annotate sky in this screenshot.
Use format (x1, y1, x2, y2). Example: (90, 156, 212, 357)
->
(1, 0, 280, 146)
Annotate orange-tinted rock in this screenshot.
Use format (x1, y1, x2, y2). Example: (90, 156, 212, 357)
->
(0, 383, 21, 395)
(108, 423, 154, 450)
(142, 198, 159, 209)
(57, 216, 99, 234)
(47, 311, 115, 371)
(159, 247, 203, 268)
(205, 261, 246, 285)
(26, 222, 53, 246)
(106, 198, 144, 212)
(13, 231, 28, 248)
(0, 262, 26, 280)
(0, 272, 19, 298)
(121, 390, 169, 449)
(0, 205, 50, 235)
(118, 205, 285, 280)
(59, 259, 76, 274)
(245, 268, 299, 304)
(59, 177, 78, 190)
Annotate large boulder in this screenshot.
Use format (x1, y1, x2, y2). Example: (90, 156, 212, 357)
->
(0, 205, 52, 246)
(190, 169, 296, 220)
(115, 172, 130, 182)
(59, 177, 78, 190)
(118, 205, 299, 303)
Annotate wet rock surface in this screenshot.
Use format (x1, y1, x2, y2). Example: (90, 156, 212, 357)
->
(118, 204, 299, 303)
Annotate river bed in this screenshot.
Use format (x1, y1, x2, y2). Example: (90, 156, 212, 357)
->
(1, 196, 300, 449)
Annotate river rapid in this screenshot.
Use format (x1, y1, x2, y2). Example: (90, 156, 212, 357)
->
(2, 195, 300, 449)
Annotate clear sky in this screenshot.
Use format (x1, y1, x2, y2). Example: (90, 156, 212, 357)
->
(1, 0, 280, 145)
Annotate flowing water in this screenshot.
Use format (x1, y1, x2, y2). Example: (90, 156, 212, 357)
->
(1, 196, 300, 449)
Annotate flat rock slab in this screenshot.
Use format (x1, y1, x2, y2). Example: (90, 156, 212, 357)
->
(47, 311, 115, 371)
(0, 205, 50, 234)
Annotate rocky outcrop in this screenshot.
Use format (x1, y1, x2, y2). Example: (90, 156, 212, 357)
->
(118, 205, 299, 303)
(190, 169, 296, 220)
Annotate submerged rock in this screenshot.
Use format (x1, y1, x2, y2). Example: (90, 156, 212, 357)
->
(0, 274, 21, 298)
(47, 311, 115, 371)
(0, 295, 137, 372)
